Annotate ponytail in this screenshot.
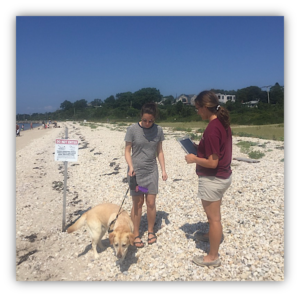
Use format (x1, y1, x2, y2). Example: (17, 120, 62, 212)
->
(216, 105, 230, 129)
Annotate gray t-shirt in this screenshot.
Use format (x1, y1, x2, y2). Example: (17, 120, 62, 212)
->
(125, 122, 165, 194)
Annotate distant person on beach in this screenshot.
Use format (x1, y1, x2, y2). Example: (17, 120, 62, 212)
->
(30, 122, 33, 130)
(125, 102, 168, 248)
(21, 124, 24, 131)
(184, 91, 232, 268)
(16, 124, 20, 136)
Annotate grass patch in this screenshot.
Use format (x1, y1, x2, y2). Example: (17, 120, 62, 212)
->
(231, 124, 284, 141)
(196, 128, 205, 133)
(236, 141, 265, 159)
(159, 121, 207, 130)
(173, 127, 192, 132)
(89, 121, 284, 141)
(236, 140, 258, 147)
(89, 123, 98, 129)
(79, 122, 98, 129)
(188, 133, 198, 140)
(159, 122, 284, 141)
(248, 150, 265, 159)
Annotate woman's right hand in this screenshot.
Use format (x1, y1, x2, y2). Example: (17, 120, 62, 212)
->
(128, 167, 135, 176)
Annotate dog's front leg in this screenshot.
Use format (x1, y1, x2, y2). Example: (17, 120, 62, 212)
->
(92, 241, 100, 259)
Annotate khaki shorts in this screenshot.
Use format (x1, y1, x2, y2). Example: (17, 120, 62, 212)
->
(198, 175, 232, 202)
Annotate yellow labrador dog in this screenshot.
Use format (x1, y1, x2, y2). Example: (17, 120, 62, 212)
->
(67, 203, 135, 261)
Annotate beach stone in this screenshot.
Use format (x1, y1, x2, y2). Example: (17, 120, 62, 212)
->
(15, 122, 284, 281)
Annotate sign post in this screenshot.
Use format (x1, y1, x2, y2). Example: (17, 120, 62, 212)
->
(63, 127, 68, 233)
(54, 127, 78, 231)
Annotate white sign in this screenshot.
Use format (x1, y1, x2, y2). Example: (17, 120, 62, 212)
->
(55, 139, 78, 162)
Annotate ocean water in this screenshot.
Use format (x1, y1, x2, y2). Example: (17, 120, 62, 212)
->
(17, 123, 44, 131)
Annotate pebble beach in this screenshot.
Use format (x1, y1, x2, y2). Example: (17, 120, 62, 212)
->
(15, 121, 284, 282)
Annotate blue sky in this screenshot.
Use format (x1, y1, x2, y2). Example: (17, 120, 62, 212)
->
(16, 16, 283, 114)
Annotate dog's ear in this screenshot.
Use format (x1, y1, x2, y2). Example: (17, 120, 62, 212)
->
(128, 233, 135, 246)
(109, 232, 115, 245)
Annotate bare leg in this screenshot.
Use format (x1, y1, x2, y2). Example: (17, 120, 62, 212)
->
(201, 199, 222, 262)
(146, 194, 157, 243)
(202, 199, 222, 239)
(131, 194, 144, 247)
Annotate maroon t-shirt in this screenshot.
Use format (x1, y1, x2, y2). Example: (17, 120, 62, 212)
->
(196, 118, 232, 179)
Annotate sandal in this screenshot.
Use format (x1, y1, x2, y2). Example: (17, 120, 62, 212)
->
(133, 235, 144, 248)
(148, 232, 157, 245)
(192, 255, 221, 267)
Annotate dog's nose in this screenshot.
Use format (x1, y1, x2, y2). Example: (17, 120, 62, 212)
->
(117, 252, 122, 258)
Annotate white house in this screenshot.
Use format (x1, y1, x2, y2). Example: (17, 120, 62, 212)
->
(216, 93, 236, 104)
(175, 93, 236, 105)
(175, 94, 197, 105)
(242, 100, 259, 108)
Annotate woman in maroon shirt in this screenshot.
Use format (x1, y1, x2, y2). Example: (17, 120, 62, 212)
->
(185, 91, 232, 267)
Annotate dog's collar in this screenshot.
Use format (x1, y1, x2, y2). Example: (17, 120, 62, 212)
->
(108, 217, 117, 234)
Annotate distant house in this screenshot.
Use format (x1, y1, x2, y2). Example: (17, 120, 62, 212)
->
(175, 94, 197, 105)
(242, 100, 259, 108)
(87, 103, 102, 108)
(174, 92, 236, 105)
(158, 97, 170, 105)
(216, 93, 236, 104)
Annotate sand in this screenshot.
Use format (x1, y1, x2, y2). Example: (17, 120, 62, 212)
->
(15, 121, 284, 282)
(16, 127, 55, 152)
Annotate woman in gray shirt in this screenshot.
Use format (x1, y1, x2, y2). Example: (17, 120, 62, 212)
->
(125, 102, 168, 248)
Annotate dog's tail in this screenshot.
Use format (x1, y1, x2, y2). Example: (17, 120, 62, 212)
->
(67, 212, 87, 233)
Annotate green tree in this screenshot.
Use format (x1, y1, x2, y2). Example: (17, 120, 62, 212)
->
(175, 101, 184, 114)
(74, 99, 88, 111)
(236, 86, 267, 103)
(132, 88, 162, 110)
(157, 108, 168, 120)
(162, 95, 175, 105)
(90, 98, 103, 107)
(270, 83, 284, 105)
(127, 107, 139, 117)
(104, 95, 116, 108)
(225, 100, 235, 111)
(60, 100, 73, 111)
(94, 106, 110, 119)
(115, 92, 134, 109)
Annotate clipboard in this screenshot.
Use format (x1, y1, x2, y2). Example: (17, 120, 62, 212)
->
(177, 136, 197, 155)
